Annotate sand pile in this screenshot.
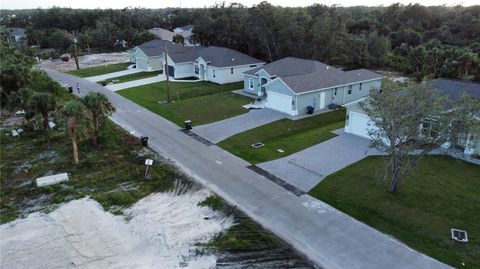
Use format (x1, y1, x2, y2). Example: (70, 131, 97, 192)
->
(39, 52, 130, 72)
(0, 190, 232, 269)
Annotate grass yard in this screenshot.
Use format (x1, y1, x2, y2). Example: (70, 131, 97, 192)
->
(309, 155, 480, 268)
(100, 70, 163, 84)
(66, 62, 131, 77)
(218, 109, 346, 164)
(0, 120, 186, 223)
(118, 81, 251, 126)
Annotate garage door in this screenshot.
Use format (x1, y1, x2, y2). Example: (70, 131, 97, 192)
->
(266, 91, 294, 115)
(347, 111, 371, 139)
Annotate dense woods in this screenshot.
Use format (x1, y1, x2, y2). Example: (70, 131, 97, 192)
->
(1, 2, 479, 81)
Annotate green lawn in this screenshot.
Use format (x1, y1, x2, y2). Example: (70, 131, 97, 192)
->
(100, 70, 163, 84)
(309, 155, 480, 268)
(118, 81, 250, 126)
(66, 62, 131, 77)
(218, 109, 346, 164)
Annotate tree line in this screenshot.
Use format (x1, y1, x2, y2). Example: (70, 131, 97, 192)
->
(1, 3, 479, 81)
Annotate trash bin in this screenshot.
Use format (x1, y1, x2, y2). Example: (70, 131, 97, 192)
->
(140, 136, 149, 146)
(185, 120, 192, 130)
(307, 105, 314, 114)
(68, 86, 73, 93)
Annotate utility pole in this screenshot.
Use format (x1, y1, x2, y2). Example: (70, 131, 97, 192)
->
(164, 45, 171, 103)
(72, 31, 80, 70)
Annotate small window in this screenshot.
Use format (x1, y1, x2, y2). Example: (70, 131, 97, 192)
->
(231, 68, 234, 74)
(249, 78, 254, 89)
(348, 89, 352, 95)
(195, 65, 199, 74)
(359, 83, 363, 90)
(213, 70, 216, 78)
(249, 64, 257, 68)
(334, 88, 337, 96)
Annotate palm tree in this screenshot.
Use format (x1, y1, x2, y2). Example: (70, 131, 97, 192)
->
(29, 92, 57, 132)
(57, 100, 89, 164)
(81, 92, 115, 147)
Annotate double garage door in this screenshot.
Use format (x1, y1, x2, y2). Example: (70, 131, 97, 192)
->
(266, 91, 294, 115)
(347, 111, 372, 139)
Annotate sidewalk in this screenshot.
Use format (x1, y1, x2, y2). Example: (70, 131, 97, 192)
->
(105, 74, 166, 91)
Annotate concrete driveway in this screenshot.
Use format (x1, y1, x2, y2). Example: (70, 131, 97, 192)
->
(106, 74, 166, 91)
(193, 109, 286, 143)
(84, 67, 140, 82)
(258, 130, 383, 192)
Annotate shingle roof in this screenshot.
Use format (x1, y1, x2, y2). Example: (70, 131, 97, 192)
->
(136, 40, 263, 67)
(245, 57, 381, 94)
(1, 27, 26, 36)
(429, 78, 480, 100)
(148, 28, 175, 41)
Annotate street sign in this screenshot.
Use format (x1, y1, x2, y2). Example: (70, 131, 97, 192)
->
(145, 159, 153, 166)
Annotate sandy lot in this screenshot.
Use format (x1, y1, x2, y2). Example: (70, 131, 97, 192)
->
(0, 190, 233, 269)
(39, 52, 130, 72)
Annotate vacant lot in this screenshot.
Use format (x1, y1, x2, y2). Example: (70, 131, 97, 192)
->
(66, 62, 131, 77)
(0, 120, 181, 223)
(309, 155, 480, 269)
(118, 81, 251, 126)
(218, 109, 346, 164)
(101, 70, 163, 84)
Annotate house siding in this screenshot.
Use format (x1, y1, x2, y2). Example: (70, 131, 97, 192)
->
(244, 75, 261, 95)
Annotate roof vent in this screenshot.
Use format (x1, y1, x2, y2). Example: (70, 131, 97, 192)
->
(326, 66, 330, 70)
(232, 58, 235, 62)
(451, 228, 468, 242)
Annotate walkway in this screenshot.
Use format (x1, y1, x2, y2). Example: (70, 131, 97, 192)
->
(258, 130, 383, 192)
(193, 109, 285, 143)
(84, 68, 140, 82)
(106, 74, 166, 91)
(45, 69, 451, 269)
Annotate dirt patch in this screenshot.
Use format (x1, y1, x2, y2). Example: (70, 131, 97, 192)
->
(39, 52, 130, 72)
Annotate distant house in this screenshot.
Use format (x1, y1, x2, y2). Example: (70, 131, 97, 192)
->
(173, 25, 195, 46)
(243, 57, 382, 116)
(129, 39, 264, 84)
(344, 78, 480, 155)
(148, 28, 175, 41)
(1, 27, 26, 45)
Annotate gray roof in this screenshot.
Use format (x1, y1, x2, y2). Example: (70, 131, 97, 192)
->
(136, 40, 262, 67)
(148, 28, 175, 41)
(1, 27, 26, 36)
(176, 25, 193, 32)
(429, 78, 480, 100)
(245, 57, 381, 94)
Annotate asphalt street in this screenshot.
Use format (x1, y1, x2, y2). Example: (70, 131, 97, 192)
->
(46, 69, 451, 269)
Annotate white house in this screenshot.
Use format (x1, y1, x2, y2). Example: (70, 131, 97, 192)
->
(243, 57, 382, 116)
(344, 78, 480, 155)
(173, 25, 195, 46)
(129, 39, 264, 84)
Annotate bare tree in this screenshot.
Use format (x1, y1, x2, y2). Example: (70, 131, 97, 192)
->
(360, 85, 480, 193)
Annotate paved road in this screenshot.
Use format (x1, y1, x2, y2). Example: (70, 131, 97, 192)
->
(258, 130, 383, 192)
(193, 109, 285, 143)
(47, 69, 451, 269)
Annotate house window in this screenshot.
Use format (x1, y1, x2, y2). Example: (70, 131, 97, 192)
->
(249, 64, 257, 68)
(334, 88, 337, 96)
(231, 68, 234, 74)
(213, 70, 216, 78)
(249, 78, 254, 90)
(359, 83, 363, 90)
(348, 89, 352, 95)
(195, 65, 199, 75)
